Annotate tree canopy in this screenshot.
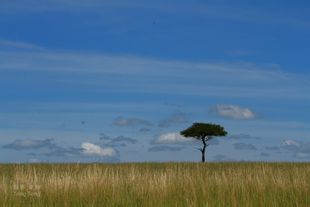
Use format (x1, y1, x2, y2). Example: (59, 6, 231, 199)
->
(181, 122, 227, 139)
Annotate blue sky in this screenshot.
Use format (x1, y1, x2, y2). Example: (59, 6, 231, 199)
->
(0, 0, 310, 162)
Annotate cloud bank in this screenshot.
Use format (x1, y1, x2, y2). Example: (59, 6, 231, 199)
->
(3, 138, 57, 150)
(3, 138, 118, 159)
(281, 139, 310, 159)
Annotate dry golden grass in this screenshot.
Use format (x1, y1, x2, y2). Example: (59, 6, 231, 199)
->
(0, 162, 309, 206)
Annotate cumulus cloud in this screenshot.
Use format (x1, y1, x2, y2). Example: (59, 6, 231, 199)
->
(233, 142, 257, 150)
(113, 117, 152, 127)
(153, 132, 193, 144)
(3, 138, 57, 150)
(158, 111, 188, 127)
(211, 104, 256, 120)
(46, 144, 118, 159)
(81, 142, 116, 157)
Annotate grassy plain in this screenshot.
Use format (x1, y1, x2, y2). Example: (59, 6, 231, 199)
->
(0, 162, 309, 206)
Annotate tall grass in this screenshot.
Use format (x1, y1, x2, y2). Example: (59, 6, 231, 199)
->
(0, 163, 309, 206)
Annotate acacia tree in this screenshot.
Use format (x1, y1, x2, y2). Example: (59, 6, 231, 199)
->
(180, 123, 227, 162)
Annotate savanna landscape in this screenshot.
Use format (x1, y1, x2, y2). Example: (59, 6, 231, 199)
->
(1, 163, 309, 206)
(1, 0, 310, 206)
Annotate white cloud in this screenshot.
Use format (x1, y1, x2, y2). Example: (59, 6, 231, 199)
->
(81, 142, 116, 157)
(154, 132, 193, 144)
(213, 104, 256, 120)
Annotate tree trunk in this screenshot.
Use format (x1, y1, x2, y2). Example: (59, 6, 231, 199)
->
(201, 150, 205, 162)
(201, 137, 207, 163)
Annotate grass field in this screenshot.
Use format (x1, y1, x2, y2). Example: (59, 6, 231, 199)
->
(0, 162, 309, 206)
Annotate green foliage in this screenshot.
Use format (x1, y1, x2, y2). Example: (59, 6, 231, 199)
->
(180, 122, 227, 139)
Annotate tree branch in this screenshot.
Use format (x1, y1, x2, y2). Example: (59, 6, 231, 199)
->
(195, 147, 203, 152)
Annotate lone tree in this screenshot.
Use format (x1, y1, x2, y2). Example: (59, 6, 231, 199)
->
(181, 123, 227, 162)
